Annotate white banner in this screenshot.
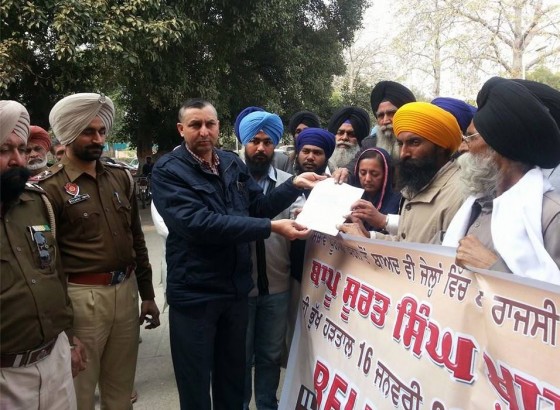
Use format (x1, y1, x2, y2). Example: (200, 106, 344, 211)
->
(280, 233, 560, 410)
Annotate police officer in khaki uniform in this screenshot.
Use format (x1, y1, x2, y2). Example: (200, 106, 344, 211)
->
(0, 100, 86, 409)
(36, 93, 160, 410)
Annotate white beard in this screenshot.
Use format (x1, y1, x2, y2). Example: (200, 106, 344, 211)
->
(458, 150, 499, 198)
(330, 144, 361, 169)
(27, 157, 48, 170)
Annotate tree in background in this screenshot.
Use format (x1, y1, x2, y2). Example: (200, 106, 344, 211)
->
(1, 0, 368, 160)
(527, 66, 560, 89)
(342, 0, 559, 101)
(0, 0, 184, 128)
(391, 0, 463, 97)
(444, 0, 560, 79)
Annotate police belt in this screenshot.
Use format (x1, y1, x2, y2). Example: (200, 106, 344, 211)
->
(1, 337, 57, 368)
(68, 265, 135, 286)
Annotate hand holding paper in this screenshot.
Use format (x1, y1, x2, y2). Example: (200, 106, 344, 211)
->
(271, 219, 310, 240)
(295, 178, 364, 236)
(293, 172, 328, 189)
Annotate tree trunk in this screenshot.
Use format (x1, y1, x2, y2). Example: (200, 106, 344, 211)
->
(136, 127, 153, 173)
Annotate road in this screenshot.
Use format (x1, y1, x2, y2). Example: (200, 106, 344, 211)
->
(132, 205, 179, 409)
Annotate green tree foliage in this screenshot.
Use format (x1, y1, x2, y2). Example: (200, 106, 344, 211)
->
(121, 0, 369, 157)
(0, 0, 185, 128)
(1, 0, 368, 159)
(527, 66, 560, 90)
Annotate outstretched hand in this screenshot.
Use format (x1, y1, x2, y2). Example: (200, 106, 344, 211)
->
(293, 172, 327, 190)
(271, 219, 311, 240)
(337, 217, 370, 238)
(331, 168, 350, 184)
(347, 199, 386, 230)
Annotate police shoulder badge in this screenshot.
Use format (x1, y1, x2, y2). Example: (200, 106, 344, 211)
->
(64, 182, 90, 204)
(64, 182, 79, 196)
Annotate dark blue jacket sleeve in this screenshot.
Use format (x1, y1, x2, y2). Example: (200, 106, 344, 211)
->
(152, 160, 272, 245)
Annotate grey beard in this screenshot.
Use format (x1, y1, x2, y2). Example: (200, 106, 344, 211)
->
(330, 144, 361, 169)
(27, 157, 48, 170)
(458, 150, 499, 198)
(376, 127, 399, 161)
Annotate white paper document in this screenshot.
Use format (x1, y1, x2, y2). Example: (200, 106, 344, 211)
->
(295, 178, 364, 236)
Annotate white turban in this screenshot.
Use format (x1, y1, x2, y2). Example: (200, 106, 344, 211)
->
(49, 93, 115, 145)
(0, 100, 30, 145)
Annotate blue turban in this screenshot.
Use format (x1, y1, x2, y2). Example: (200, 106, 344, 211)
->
(234, 106, 264, 142)
(295, 128, 336, 159)
(239, 111, 283, 146)
(431, 97, 477, 133)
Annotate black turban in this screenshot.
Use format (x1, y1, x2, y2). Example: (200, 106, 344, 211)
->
(474, 77, 560, 168)
(370, 81, 416, 112)
(327, 106, 371, 144)
(288, 111, 321, 136)
(512, 79, 560, 129)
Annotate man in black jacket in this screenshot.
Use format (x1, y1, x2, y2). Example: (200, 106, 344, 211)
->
(151, 98, 324, 410)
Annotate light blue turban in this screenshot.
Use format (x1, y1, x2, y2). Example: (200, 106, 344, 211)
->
(239, 111, 283, 146)
(234, 106, 264, 142)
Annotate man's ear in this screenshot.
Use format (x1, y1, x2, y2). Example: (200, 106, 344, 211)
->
(438, 146, 452, 163)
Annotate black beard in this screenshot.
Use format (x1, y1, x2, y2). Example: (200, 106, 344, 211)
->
(294, 159, 328, 176)
(246, 152, 273, 178)
(397, 156, 440, 197)
(1, 167, 31, 204)
(75, 144, 105, 161)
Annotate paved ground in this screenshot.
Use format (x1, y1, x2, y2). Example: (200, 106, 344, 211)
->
(103, 204, 284, 409)
(130, 206, 179, 409)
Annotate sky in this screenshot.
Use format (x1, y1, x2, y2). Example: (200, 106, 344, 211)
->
(349, 0, 560, 101)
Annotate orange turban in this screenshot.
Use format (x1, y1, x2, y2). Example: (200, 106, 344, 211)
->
(29, 125, 51, 151)
(393, 102, 462, 152)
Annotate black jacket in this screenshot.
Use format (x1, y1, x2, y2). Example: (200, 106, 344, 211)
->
(152, 143, 301, 306)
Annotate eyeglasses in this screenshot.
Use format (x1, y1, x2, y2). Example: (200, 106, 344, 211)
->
(462, 132, 480, 144)
(248, 138, 274, 147)
(33, 231, 51, 268)
(375, 109, 397, 120)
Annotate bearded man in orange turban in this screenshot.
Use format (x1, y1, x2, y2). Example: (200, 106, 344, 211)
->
(26, 125, 52, 176)
(342, 101, 465, 244)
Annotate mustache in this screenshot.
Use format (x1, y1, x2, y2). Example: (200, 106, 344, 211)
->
(86, 144, 105, 150)
(380, 124, 393, 132)
(337, 141, 353, 148)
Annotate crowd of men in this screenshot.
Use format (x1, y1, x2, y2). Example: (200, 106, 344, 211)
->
(1, 75, 559, 410)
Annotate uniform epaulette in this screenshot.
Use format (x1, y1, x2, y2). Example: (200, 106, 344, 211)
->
(104, 162, 126, 170)
(29, 164, 64, 182)
(103, 162, 135, 198)
(24, 181, 46, 194)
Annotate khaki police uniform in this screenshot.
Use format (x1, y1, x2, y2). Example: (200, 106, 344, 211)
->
(0, 183, 76, 409)
(36, 157, 155, 410)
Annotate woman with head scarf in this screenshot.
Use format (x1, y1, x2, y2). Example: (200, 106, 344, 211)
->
(343, 148, 401, 236)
